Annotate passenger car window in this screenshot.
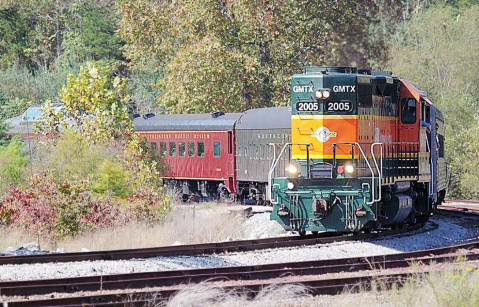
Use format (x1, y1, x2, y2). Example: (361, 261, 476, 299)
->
(401, 98, 417, 124)
(151, 142, 158, 156)
(214, 142, 221, 157)
(169, 142, 176, 157)
(160, 142, 167, 157)
(179, 142, 185, 157)
(188, 142, 195, 157)
(198, 142, 205, 157)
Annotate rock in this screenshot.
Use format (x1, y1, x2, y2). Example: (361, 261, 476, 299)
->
(56, 248, 67, 253)
(22, 242, 40, 251)
(81, 248, 90, 252)
(6, 246, 16, 252)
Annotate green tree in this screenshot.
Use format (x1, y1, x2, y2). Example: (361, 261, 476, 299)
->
(92, 159, 131, 198)
(0, 136, 27, 193)
(1, 0, 123, 69)
(37, 61, 167, 192)
(37, 61, 130, 142)
(119, 0, 383, 113)
(388, 5, 479, 198)
(62, 1, 124, 63)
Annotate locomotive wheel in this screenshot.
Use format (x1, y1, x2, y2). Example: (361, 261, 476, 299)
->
(311, 231, 319, 236)
(298, 230, 306, 237)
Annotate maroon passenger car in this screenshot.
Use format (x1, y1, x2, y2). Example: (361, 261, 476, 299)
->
(135, 112, 242, 200)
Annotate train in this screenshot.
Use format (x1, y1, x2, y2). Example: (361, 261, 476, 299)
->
(135, 66, 446, 234)
(8, 66, 445, 233)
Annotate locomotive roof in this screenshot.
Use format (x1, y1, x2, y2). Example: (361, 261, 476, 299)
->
(236, 107, 291, 130)
(134, 112, 243, 131)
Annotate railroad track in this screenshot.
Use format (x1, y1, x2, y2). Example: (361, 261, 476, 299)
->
(439, 205, 479, 216)
(2, 204, 479, 306)
(0, 224, 425, 265)
(3, 237, 479, 306)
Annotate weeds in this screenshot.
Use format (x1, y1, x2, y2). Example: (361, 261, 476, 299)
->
(0, 204, 246, 251)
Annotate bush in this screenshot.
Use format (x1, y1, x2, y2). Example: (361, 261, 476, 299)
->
(0, 172, 124, 240)
(0, 136, 27, 194)
(126, 186, 171, 223)
(0, 170, 171, 241)
(92, 159, 131, 198)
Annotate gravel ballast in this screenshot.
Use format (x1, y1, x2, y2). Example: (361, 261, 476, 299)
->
(0, 209, 477, 282)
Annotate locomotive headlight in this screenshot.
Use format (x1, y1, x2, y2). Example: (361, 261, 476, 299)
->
(287, 181, 295, 190)
(322, 90, 330, 99)
(314, 90, 323, 99)
(345, 163, 355, 174)
(287, 164, 298, 174)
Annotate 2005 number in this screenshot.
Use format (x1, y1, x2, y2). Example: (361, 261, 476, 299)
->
(296, 102, 319, 111)
(325, 101, 352, 112)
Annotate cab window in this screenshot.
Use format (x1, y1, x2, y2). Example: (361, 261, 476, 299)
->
(401, 98, 417, 124)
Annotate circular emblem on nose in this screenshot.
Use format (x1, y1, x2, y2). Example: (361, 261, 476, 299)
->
(311, 126, 337, 143)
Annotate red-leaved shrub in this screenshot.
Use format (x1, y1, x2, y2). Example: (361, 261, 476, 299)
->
(0, 172, 127, 240)
(126, 186, 171, 223)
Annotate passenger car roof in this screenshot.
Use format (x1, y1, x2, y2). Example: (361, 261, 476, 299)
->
(236, 107, 291, 130)
(134, 112, 243, 131)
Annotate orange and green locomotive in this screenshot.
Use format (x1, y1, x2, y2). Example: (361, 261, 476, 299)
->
(270, 67, 446, 234)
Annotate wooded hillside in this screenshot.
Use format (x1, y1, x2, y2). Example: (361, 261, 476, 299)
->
(0, 0, 478, 217)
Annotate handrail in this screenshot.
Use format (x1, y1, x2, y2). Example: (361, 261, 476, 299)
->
(268, 142, 310, 204)
(331, 142, 377, 204)
(371, 143, 383, 206)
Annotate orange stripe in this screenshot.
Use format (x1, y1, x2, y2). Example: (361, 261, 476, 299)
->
(292, 117, 358, 159)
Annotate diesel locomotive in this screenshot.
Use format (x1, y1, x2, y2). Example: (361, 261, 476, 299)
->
(269, 66, 446, 234)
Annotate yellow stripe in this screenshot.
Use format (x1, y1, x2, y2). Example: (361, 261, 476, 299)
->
(291, 114, 398, 120)
(292, 114, 359, 120)
(359, 115, 397, 120)
(293, 154, 355, 159)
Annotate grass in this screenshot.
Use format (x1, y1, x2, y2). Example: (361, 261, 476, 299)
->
(0, 203, 247, 252)
(149, 264, 479, 307)
(155, 284, 311, 307)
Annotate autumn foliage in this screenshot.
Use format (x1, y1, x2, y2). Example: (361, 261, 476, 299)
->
(0, 171, 169, 240)
(0, 62, 171, 241)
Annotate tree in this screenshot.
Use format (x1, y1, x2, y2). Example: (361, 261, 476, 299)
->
(388, 5, 479, 198)
(37, 61, 130, 142)
(62, 1, 124, 63)
(36, 61, 166, 192)
(119, 0, 382, 113)
(0, 136, 27, 194)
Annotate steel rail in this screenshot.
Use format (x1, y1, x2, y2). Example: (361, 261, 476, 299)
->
(3, 201, 479, 306)
(437, 206, 479, 216)
(0, 223, 426, 266)
(2, 230, 478, 299)
(4, 244, 479, 307)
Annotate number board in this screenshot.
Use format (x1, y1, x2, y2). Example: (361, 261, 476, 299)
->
(295, 101, 320, 112)
(325, 101, 353, 113)
(295, 101, 353, 113)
